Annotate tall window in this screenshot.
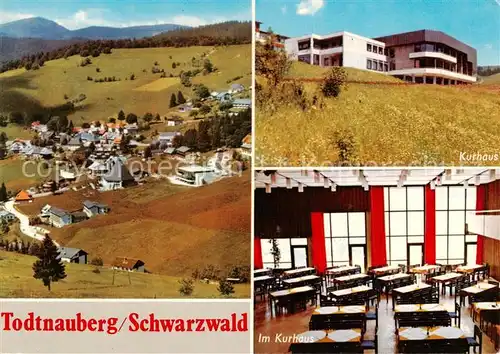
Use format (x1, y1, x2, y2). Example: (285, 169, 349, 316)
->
(384, 187, 425, 266)
(435, 186, 477, 264)
(261, 238, 308, 269)
(323, 212, 367, 267)
(367, 59, 372, 70)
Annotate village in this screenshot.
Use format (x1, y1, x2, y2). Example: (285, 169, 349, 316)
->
(0, 81, 251, 277)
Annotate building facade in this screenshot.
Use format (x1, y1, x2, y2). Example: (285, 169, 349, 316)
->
(255, 21, 289, 49)
(375, 30, 477, 84)
(285, 31, 389, 73)
(284, 29, 477, 84)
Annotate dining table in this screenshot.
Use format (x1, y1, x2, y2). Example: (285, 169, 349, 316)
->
(288, 329, 363, 353)
(268, 286, 316, 317)
(397, 326, 468, 353)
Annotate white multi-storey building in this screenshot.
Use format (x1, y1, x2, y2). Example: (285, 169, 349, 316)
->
(283, 29, 477, 84)
(285, 31, 389, 73)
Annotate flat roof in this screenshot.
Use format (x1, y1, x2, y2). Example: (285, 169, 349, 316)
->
(179, 166, 215, 173)
(287, 31, 386, 46)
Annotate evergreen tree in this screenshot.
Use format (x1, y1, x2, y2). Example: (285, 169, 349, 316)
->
(118, 110, 126, 121)
(0, 182, 7, 202)
(126, 113, 138, 124)
(197, 121, 211, 152)
(169, 93, 177, 108)
(177, 91, 186, 104)
(32, 234, 66, 291)
(172, 135, 183, 148)
(143, 112, 154, 123)
(144, 146, 152, 159)
(183, 129, 198, 149)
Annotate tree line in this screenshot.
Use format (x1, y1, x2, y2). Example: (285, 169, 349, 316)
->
(153, 109, 251, 152)
(1, 21, 251, 73)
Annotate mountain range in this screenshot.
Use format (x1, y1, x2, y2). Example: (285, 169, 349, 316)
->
(0, 17, 188, 40)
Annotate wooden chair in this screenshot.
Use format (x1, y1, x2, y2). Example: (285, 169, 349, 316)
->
(466, 324, 482, 354)
(448, 301, 461, 327)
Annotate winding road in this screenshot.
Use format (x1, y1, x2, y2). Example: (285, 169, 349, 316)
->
(3, 200, 59, 246)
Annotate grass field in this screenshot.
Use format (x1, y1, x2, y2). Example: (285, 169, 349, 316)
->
(0, 157, 54, 191)
(0, 45, 251, 124)
(287, 62, 402, 83)
(482, 73, 500, 84)
(134, 77, 179, 92)
(0, 250, 249, 298)
(16, 171, 251, 281)
(0, 124, 34, 140)
(255, 62, 500, 166)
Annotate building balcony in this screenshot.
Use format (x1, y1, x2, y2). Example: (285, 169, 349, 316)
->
(409, 51, 457, 64)
(387, 67, 476, 82)
(467, 210, 500, 241)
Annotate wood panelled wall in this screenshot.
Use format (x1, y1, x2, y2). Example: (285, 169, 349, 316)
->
(254, 187, 369, 238)
(484, 180, 500, 279)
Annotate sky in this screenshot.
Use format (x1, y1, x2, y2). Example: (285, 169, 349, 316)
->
(0, 0, 251, 29)
(257, 0, 500, 66)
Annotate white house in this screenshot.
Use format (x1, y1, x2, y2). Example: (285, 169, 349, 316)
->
(233, 99, 251, 109)
(285, 31, 388, 72)
(159, 132, 180, 147)
(87, 160, 108, 177)
(0, 210, 16, 223)
(229, 83, 245, 94)
(58, 247, 88, 264)
(83, 200, 109, 217)
(174, 165, 217, 187)
(100, 156, 135, 191)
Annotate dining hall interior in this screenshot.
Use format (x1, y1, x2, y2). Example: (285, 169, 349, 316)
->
(253, 168, 500, 354)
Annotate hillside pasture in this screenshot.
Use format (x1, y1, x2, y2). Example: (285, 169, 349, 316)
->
(0, 45, 251, 124)
(134, 77, 179, 92)
(16, 172, 251, 280)
(0, 251, 249, 298)
(256, 64, 500, 166)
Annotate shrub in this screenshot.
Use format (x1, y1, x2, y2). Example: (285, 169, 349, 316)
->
(92, 267, 100, 274)
(178, 278, 194, 296)
(90, 257, 104, 266)
(217, 280, 235, 297)
(332, 128, 358, 163)
(320, 67, 347, 98)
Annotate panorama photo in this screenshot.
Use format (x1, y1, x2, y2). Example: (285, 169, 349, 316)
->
(255, 0, 500, 166)
(0, 0, 252, 298)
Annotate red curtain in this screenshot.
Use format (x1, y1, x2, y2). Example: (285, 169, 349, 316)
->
(424, 185, 436, 264)
(254, 238, 263, 269)
(476, 185, 486, 264)
(370, 187, 387, 266)
(311, 212, 327, 274)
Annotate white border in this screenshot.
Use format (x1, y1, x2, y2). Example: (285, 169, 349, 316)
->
(250, 0, 256, 352)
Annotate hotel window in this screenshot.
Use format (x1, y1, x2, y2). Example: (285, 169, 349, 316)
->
(389, 49, 395, 58)
(324, 212, 367, 269)
(384, 187, 425, 266)
(378, 62, 383, 71)
(435, 186, 477, 265)
(367, 59, 372, 70)
(378, 47, 383, 55)
(384, 63, 388, 72)
(261, 238, 308, 269)
(390, 62, 396, 70)
(373, 45, 378, 54)
(367, 44, 372, 52)
(384, 48, 388, 56)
